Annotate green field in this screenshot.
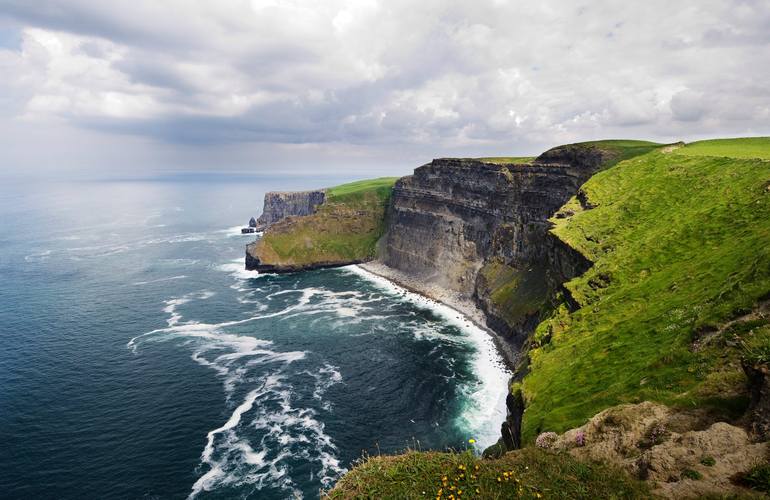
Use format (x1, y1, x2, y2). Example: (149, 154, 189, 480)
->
(675, 137, 770, 160)
(326, 177, 400, 199)
(253, 177, 398, 267)
(327, 447, 649, 499)
(521, 139, 770, 441)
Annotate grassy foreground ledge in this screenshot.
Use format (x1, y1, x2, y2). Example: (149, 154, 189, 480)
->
(522, 137, 770, 441)
(326, 448, 649, 499)
(250, 177, 398, 269)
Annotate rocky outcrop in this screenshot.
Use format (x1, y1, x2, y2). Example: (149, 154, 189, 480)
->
(255, 190, 326, 230)
(549, 402, 768, 498)
(742, 359, 770, 439)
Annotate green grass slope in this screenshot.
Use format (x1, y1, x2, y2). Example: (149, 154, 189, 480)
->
(253, 177, 398, 267)
(675, 137, 770, 160)
(327, 448, 649, 499)
(521, 138, 770, 441)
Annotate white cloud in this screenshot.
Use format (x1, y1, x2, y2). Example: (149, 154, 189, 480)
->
(0, 0, 768, 175)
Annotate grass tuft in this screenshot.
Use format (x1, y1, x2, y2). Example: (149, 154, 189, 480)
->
(737, 463, 770, 493)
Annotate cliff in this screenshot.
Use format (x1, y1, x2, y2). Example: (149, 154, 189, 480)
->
(246, 178, 398, 272)
(379, 143, 641, 356)
(327, 137, 770, 497)
(255, 190, 326, 230)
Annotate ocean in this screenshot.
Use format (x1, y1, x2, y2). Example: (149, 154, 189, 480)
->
(0, 175, 509, 499)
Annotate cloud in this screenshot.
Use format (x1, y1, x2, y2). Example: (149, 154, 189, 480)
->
(671, 90, 707, 122)
(0, 0, 768, 174)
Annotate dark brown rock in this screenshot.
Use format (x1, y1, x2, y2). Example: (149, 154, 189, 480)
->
(742, 360, 770, 439)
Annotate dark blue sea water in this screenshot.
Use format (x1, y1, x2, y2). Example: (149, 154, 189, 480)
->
(0, 176, 508, 499)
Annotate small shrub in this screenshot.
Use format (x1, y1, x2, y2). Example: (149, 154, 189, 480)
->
(738, 463, 770, 493)
(700, 456, 716, 467)
(681, 468, 702, 480)
(535, 432, 558, 449)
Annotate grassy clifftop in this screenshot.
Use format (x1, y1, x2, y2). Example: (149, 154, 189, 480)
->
(250, 177, 398, 269)
(674, 137, 770, 160)
(521, 138, 770, 441)
(328, 447, 649, 499)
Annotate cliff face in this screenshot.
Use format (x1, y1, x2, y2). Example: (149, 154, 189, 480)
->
(255, 190, 326, 230)
(380, 146, 611, 350)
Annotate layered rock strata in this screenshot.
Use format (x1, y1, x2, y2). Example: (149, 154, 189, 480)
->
(255, 190, 326, 230)
(380, 146, 611, 355)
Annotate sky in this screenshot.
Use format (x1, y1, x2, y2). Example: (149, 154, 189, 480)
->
(0, 0, 768, 178)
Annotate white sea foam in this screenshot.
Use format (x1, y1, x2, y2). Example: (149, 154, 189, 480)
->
(160, 290, 215, 327)
(217, 225, 264, 238)
(217, 258, 263, 281)
(132, 275, 188, 286)
(187, 368, 345, 498)
(24, 249, 52, 262)
(346, 265, 511, 450)
(306, 364, 343, 411)
(158, 258, 200, 267)
(129, 282, 345, 499)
